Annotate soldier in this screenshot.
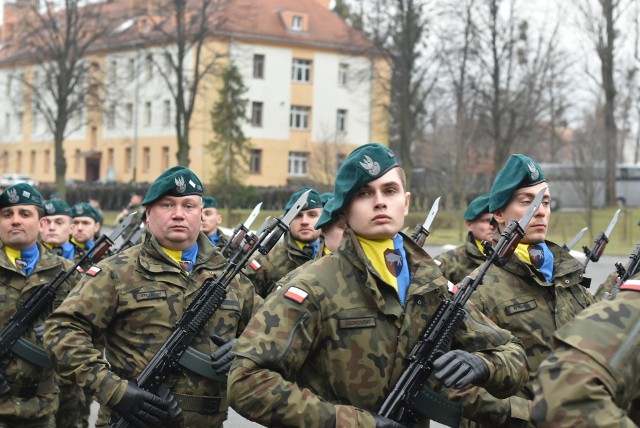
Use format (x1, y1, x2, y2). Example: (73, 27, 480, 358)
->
(201, 196, 229, 249)
(228, 143, 528, 427)
(243, 186, 325, 297)
(0, 183, 81, 427)
(44, 166, 262, 428)
(113, 191, 144, 240)
(40, 199, 75, 260)
(435, 193, 495, 284)
(70, 202, 103, 264)
(447, 154, 598, 426)
(531, 274, 640, 426)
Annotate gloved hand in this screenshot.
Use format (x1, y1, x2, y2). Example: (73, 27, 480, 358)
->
(34, 324, 45, 342)
(210, 335, 237, 376)
(371, 413, 407, 428)
(111, 382, 179, 427)
(433, 349, 490, 389)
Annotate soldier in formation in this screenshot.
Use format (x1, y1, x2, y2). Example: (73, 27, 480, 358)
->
(201, 196, 229, 250)
(70, 202, 103, 266)
(40, 199, 75, 260)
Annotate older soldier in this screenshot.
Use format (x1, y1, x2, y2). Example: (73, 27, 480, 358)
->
(40, 199, 74, 260)
(44, 166, 261, 428)
(201, 196, 229, 250)
(243, 186, 325, 297)
(532, 275, 640, 426)
(228, 143, 528, 427)
(436, 193, 495, 284)
(448, 154, 598, 427)
(0, 183, 80, 428)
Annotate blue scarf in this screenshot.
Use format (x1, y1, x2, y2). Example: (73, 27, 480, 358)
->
(391, 234, 411, 304)
(180, 242, 199, 275)
(208, 233, 220, 246)
(59, 241, 76, 260)
(17, 244, 40, 276)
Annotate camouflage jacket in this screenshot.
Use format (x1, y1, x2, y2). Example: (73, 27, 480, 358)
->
(0, 241, 80, 419)
(243, 231, 324, 297)
(436, 232, 486, 284)
(448, 240, 598, 426)
(532, 282, 640, 427)
(43, 232, 261, 421)
(594, 270, 619, 300)
(228, 228, 528, 428)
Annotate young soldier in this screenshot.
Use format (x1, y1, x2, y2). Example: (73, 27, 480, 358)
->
(201, 196, 229, 249)
(436, 193, 495, 284)
(40, 199, 75, 259)
(448, 154, 598, 426)
(243, 186, 325, 297)
(70, 202, 103, 261)
(0, 183, 81, 427)
(44, 166, 262, 428)
(531, 274, 640, 426)
(228, 143, 528, 427)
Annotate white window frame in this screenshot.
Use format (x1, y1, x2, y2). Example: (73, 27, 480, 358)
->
(288, 151, 308, 176)
(251, 101, 263, 127)
(250, 149, 261, 174)
(253, 54, 265, 79)
(162, 100, 171, 127)
(292, 15, 303, 31)
(338, 63, 349, 87)
(336, 109, 348, 133)
(144, 101, 152, 127)
(290, 106, 310, 130)
(125, 103, 133, 128)
(291, 59, 311, 83)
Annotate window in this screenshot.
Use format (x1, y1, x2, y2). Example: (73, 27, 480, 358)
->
(109, 59, 117, 84)
(338, 63, 349, 87)
(251, 102, 263, 127)
(107, 148, 114, 168)
(336, 153, 346, 172)
(288, 151, 308, 176)
(1, 151, 7, 170)
(125, 103, 133, 128)
(107, 104, 116, 129)
(90, 126, 97, 150)
(291, 59, 311, 83)
(143, 147, 150, 173)
(30, 150, 36, 174)
(4, 113, 10, 133)
(253, 54, 264, 79)
(74, 149, 81, 173)
(292, 15, 303, 31)
(128, 58, 135, 81)
(31, 110, 38, 132)
(250, 149, 261, 174)
(44, 150, 50, 174)
(162, 146, 170, 170)
(16, 151, 22, 171)
(145, 54, 153, 80)
(5, 75, 11, 96)
(144, 101, 152, 127)
(125, 147, 132, 172)
(336, 109, 347, 132)
(290, 106, 310, 130)
(164, 53, 172, 75)
(162, 100, 171, 126)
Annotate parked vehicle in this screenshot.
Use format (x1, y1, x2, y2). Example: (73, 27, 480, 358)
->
(0, 173, 37, 188)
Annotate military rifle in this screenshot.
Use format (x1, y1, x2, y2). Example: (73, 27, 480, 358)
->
(583, 209, 620, 273)
(0, 213, 136, 395)
(220, 203, 262, 257)
(107, 218, 145, 256)
(561, 227, 588, 252)
(379, 187, 546, 425)
(411, 197, 441, 247)
(111, 191, 310, 428)
(604, 243, 640, 300)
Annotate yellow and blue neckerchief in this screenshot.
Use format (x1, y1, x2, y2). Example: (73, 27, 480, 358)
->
(71, 236, 95, 251)
(357, 234, 411, 304)
(161, 242, 199, 275)
(295, 239, 320, 258)
(43, 241, 76, 260)
(208, 232, 220, 246)
(514, 242, 554, 282)
(5, 244, 40, 276)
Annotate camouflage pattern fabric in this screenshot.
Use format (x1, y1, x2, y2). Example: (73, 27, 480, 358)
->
(531, 282, 640, 427)
(0, 241, 80, 421)
(447, 239, 598, 426)
(243, 231, 324, 298)
(228, 228, 528, 427)
(436, 232, 486, 284)
(594, 270, 619, 300)
(44, 232, 261, 428)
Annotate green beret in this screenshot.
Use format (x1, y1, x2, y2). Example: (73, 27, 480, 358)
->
(0, 183, 44, 209)
(71, 202, 103, 222)
(320, 192, 334, 206)
(203, 196, 219, 209)
(142, 166, 204, 206)
(285, 187, 323, 213)
(316, 143, 398, 229)
(44, 199, 72, 217)
(489, 154, 545, 212)
(464, 193, 491, 221)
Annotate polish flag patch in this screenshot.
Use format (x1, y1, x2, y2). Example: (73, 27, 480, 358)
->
(249, 260, 261, 271)
(86, 266, 102, 277)
(75, 266, 84, 273)
(447, 281, 458, 294)
(621, 279, 640, 292)
(284, 286, 308, 304)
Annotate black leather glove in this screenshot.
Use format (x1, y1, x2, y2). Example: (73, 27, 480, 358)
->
(111, 382, 179, 427)
(433, 349, 490, 389)
(371, 413, 407, 428)
(210, 335, 237, 376)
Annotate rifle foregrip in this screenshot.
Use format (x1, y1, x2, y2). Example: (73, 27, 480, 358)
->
(590, 233, 608, 262)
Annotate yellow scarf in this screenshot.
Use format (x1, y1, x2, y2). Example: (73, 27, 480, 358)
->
(161, 246, 189, 276)
(513, 243, 533, 265)
(4, 246, 20, 269)
(356, 236, 398, 294)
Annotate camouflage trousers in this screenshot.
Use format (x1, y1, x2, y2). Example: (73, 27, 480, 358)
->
(0, 414, 54, 428)
(56, 381, 87, 428)
(96, 407, 228, 428)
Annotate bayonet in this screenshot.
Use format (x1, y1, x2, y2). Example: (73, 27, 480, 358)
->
(411, 197, 441, 247)
(562, 227, 588, 252)
(583, 209, 621, 273)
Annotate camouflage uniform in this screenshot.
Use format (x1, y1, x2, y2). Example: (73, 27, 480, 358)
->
(436, 232, 486, 284)
(531, 278, 640, 427)
(44, 232, 261, 428)
(243, 231, 324, 297)
(0, 241, 80, 426)
(594, 270, 619, 300)
(228, 229, 528, 427)
(448, 239, 598, 426)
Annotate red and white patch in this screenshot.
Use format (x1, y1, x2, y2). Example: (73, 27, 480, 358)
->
(284, 286, 308, 304)
(447, 281, 458, 294)
(621, 279, 640, 292)
(75, 266, 84, 273)
(86, 266, 102, 277)
(249, 260, 261, 271)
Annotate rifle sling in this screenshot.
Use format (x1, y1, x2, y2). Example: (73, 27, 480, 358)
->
(11, 337, 52, 369)
(413, 386, 463, 428)
(178, 346, 227, 382)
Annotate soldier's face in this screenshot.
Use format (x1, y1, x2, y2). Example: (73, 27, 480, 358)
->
(466, 213, 496, 242)
(494, 182, 551, 244)
(40, 214, 72, 246)
(0, 205, 42, 250)
(71, 217, 100, 243)
(201, 208, 222, 235)
(346, 168, 411, 240)
(289, 208, 322, 244)
(147, 195, 203, 250)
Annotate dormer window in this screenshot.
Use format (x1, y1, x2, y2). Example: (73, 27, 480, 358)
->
(292, 15, 303, 31)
